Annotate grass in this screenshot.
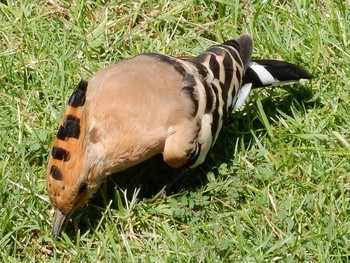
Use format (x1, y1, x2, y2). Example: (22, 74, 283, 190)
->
(1, 0, 350, 261)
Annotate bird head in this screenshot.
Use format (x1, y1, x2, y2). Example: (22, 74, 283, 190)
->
(47, 158, 103, 239)
(46, 79, 104, 239)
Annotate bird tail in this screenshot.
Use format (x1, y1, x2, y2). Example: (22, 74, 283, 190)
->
(244, 60, 314, 88)
(233, 59, 314, 109)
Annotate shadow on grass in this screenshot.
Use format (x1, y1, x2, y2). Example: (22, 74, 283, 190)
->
(62, 85, 318, 239)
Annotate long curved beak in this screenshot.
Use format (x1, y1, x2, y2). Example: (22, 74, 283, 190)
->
(52, 209, 71, 239)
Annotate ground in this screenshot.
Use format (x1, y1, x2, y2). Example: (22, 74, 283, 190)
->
(0, 0, 349, 262)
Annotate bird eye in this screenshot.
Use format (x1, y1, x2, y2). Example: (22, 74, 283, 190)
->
(78, 181, 88, 195)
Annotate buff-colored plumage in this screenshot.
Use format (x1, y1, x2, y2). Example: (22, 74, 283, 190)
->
(47, 35, 313, 238)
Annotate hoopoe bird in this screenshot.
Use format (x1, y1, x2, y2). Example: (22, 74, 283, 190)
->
(47, 34, 313, 239)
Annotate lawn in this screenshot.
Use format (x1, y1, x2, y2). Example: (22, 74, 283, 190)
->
(1, 0, 350, 262)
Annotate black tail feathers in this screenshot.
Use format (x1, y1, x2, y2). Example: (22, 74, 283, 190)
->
(243, 60, 314, 89)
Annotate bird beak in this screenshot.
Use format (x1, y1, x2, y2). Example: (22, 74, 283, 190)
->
(52, 209, 71, 240)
